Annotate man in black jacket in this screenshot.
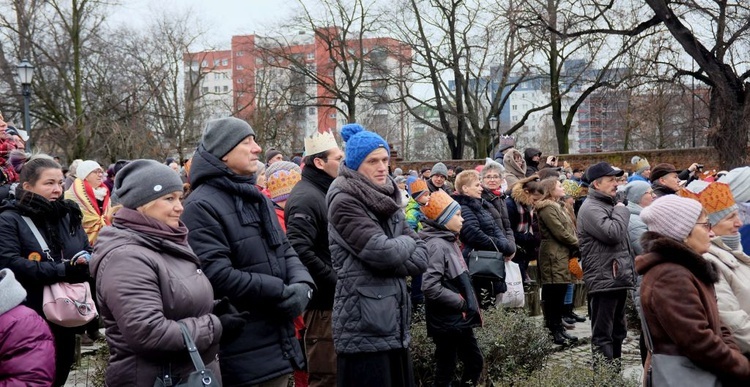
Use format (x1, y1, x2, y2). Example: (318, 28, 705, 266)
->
(181, 117, 315, 387)
(285, 131, 343, 387)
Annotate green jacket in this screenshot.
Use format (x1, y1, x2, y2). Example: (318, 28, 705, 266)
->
(405, 197, 425, 232)
(535, 199, 578, 284)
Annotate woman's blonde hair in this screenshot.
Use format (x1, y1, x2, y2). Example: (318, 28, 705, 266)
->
(455, 170, 480, 195)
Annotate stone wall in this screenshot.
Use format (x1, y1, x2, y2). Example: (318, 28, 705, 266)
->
(393, 147, 743, 175)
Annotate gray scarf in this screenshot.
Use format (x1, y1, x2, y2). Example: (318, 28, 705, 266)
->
(722, 234, 742, 251)
(336, 164, 400, 217)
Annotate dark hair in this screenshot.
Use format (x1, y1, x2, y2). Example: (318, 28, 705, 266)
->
(539, 177, 561, 201)
(537, 168, 561, 180)
(19, 154, 61, 186)
(518, 174, 544, 195)
(303, 149, 332, 169)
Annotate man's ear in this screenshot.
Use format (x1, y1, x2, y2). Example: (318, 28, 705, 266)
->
(313, 157, 326, 169)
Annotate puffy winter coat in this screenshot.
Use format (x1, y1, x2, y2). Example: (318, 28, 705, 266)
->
(702, 238, 750, 354)
(326, 169, 428, 354)
(626, 202, 648, 256)
(181, 146, 314, 386)
(481, 188, 516, 253)
(419, 224, 481, 336)
(453, 194, 514, 259)
(0, 202, 91, 315)
(636, 232, 750, 385)
(285, 166, 337, 311)
(0, 269, 55, 386)
(404, 197, 425, 232)
(577, 189, 634, 294)
(91, 208, 221, 387)
(535, 199, 578, 284)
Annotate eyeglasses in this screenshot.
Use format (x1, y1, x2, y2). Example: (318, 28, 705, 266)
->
(695, 222, 712, 231)
(483, 175, 502, 180)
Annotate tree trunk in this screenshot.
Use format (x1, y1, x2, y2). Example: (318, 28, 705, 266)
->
(710, 92, 749, 169)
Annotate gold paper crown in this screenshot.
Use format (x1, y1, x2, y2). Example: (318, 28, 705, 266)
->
(422, 190, 456, 221)
(304, 130, 339, 155)
(678, 182, 735, 214)
(267, 169, 302, 202)
(562, 180, 582, 199)
(634, 157, 650, 171)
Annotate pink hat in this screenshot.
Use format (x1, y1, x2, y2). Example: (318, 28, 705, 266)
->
(640, 195, 703, 241)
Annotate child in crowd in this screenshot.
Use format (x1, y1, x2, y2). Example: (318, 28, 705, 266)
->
(420, 190, 483, 387)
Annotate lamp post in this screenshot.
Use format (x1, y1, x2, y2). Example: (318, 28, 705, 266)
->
(17, 59, 34, 152)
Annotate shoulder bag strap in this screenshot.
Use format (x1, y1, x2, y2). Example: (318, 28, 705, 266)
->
(178, 322, 207, 372)
(21, 216, 52, 260)
(638, 297, 654, 354)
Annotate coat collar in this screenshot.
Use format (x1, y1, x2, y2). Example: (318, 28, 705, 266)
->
(636, 231, 719, 284)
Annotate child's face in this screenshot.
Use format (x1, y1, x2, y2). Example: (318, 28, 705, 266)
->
(397, 182, 406, 190)
(417, 193, 430, 205)
(445, 211, 464, 233)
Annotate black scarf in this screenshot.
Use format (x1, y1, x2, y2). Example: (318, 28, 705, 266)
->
(198, 150, 284, 248)
(302, 164, 335, 193)
(335, 164, 400, 217)
(14, 187, 83, 253)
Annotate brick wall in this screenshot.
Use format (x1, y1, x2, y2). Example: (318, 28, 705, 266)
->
(393, 147, 744, 175)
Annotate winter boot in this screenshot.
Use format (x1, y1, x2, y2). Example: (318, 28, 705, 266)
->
(564, 304, 586, 322)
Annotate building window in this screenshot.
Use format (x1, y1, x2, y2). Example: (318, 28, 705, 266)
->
(512, 105, 517, 110)
(236, 51, 244, 56)
(222, 59, 228, 66)
(307, 52, 315, 60)
(236, 65, 244, 70)
(201, 87, 208, 94)
(308, 107, 316, 114)
(213, 59, 220, 66)
(223, 86, 229, 92)
(329, 113, 337, 118)
(214, 86, 220, 93)
(214, 73, 221, 80)
(237, 78, 244, 84)
(201, 60, 207, 67)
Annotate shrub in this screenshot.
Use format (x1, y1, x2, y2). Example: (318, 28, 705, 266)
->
(410, 306, 554, 386)
(511, 358, 640, 387)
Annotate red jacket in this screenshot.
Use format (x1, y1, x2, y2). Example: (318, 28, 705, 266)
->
(0, 305, 55, 386)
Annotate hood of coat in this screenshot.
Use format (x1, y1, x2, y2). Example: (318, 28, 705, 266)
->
(626, 201, 643, 216)
(510, 181, 536, 206)
(706, 237, 750, 269)
(503, 149, 527, 178)
(0, 269, 27, 315)
(524, 148, 541, 167)
(635, 231, 719, 285)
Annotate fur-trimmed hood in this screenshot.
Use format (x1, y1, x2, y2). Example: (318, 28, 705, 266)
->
(511, 181, 536, 206)
(636, 231, 719, 285)
(534, 198, 561, 212)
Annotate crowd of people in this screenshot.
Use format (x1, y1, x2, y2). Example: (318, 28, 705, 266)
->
(2, 112, 750, 387)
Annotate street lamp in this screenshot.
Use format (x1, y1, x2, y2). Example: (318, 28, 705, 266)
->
(17, 59, 34, 152)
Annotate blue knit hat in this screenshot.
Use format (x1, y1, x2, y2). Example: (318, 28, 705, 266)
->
(340, 123, 390, 171)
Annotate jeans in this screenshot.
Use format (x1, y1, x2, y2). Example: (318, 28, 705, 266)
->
(564, 283, 574, 305)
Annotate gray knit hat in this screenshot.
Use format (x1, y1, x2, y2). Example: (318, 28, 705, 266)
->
(0, 269, 27, 315)
(623, 181, 651, 205)
(431, 162, 448, 178)
(202, 117, 255, 158)
(113, 159, 184, 209)
(719, 167, 750, 204)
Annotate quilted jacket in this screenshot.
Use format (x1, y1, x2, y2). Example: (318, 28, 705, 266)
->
(453, 194, 515, 259)
(326, 169, 428, 354)
(481, 188, 516, 254)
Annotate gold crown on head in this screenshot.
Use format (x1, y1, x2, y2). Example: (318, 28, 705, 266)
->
(304, 130, 339, 155)
(678, 181, 735, 214)
(267, 169, 302, 202)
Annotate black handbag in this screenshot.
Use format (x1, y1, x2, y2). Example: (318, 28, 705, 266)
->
(154, 322, 221, 387)
(467, 239, 506, 281)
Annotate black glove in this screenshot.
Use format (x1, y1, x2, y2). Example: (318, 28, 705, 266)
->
(277, 283, 311, 318)
(219, 311, 250, 345)
(64, 261, 90, 283)
(213, 297, 238, 316)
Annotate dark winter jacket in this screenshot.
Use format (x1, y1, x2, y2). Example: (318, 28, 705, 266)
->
(577, 189, 635, 294)
(181, 146, 314, 386)
(285, 166, 336, 311)
(0, 199, 91, 316)
(481, 188, 516, 254)
(427, 178, 454, 195)
(506, 182, 541, 263)
(453, 194, 515, 259)
(419, 223, 481, 336)
(327, 165, 428, 354)
(0, 269, 55, 386)
(636, 232, 750, 385)
(524, 148, 542, 177)
(535, 199, 578, 284)
(91, 208, 221, 387)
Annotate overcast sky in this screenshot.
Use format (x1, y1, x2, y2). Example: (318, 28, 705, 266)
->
(108, 0, 302, 49)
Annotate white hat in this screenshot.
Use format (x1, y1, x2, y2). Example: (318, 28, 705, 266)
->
(304, 130, 339, 155)
(76, 160, 102, 180)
